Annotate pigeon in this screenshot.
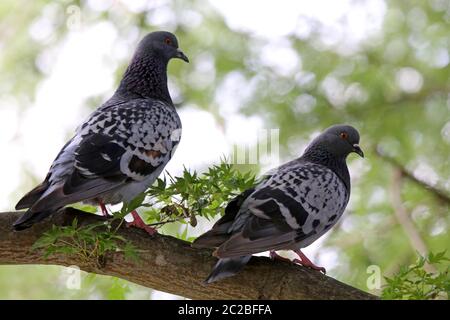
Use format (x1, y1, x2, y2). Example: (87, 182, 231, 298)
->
(13, 31, 189, 232)
(193, 124, 364, 283)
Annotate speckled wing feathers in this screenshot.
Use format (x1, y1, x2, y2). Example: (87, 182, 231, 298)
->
(200, 161, 349, 258)
(75, 99, 181, 181)
(28, 98, 181, 211)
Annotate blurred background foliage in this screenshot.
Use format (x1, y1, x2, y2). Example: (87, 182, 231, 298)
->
(0, 0, 448, 299)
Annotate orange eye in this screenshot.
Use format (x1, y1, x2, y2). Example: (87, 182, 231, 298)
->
(340, 132, 348, 139)
(165, 38, 172, 45)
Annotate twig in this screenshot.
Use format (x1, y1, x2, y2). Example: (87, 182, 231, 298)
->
(389, 168, 438, 273)
(147, 218, 181, 226)
(376, 146, 450, 205)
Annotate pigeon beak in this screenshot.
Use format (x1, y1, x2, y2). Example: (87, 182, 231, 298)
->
(175, 49, 189, 63)
(352, 144, 364, 158)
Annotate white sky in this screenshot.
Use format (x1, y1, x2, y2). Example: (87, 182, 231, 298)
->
(0, 0, 389, 299)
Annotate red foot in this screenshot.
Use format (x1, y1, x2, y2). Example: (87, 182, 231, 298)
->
(127, 210, 157, 236)
(269, 250, 292, 263)
(98, 200, 111, 217)
(293, 249, 326, 274)
(269, 250, 326, 273)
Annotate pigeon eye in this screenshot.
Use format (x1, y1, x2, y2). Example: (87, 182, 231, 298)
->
(164, 38, 172, 45)
(340, 132, 348, 139)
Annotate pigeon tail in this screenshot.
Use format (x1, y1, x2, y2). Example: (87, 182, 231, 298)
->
(13, 209, 55, 231)
(192, 229, 231, 249)
(15, 179, 50, 210)
(205, 256, 251, 284)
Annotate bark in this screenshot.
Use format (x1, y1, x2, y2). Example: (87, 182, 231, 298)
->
(0, 209, 377, 300)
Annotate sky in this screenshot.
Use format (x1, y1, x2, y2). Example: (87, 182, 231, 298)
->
(0, 0, 389, 299)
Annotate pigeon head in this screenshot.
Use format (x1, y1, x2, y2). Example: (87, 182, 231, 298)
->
(305, 125, 364, 160)
(137, 31, 189, 63)
(301, 124, 362, 191)
(116, 31, 188, 104)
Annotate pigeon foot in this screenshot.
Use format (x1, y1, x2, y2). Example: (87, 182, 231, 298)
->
(127, 210, 158, 236)
(293, 249, 326, 274)
(269, 250, 293, 263)
(98, 200, 112, 217)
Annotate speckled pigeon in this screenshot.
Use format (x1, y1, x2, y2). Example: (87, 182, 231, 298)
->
(13, 31, 189, 232)
(193, 125, 364, 283)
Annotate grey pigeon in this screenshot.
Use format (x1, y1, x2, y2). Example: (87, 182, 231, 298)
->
(193, 125, 364, 283)
(14, 31, 189, 232)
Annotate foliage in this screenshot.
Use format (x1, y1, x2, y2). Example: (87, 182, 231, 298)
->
(141, 162, 257, 233)
(106, 277, 132, 300)
(32, 218, 140, 267)
(382, 251, 450, 300)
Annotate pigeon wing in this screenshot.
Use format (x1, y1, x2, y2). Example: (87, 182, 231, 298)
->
(31, 99, 181, 211)
(215, 162, 349, 258)
(193, 170, 277, 249)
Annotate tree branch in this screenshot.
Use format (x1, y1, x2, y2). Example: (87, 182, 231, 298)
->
(389, 168, 437, 273)
(0, 209, 376, 300)
(376, 147, 450, 205)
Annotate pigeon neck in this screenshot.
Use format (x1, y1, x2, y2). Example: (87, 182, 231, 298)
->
(116, 53, 172, 105)
(301, 146, 351, 190)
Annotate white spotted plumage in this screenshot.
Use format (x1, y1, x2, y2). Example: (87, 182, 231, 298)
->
(68, 98, 181, 203)
(193, 124, 363, 283)
(14, 31, 188, 230)
(26, 98, 182, 210)
(227, 161, 349, 250)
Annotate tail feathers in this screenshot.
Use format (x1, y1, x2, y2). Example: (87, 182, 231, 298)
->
(13, 209, 56, 231)
(205, 256, 251, 284)
(15, 179, 50, 210)
(32, 177, 122, 213)
(192, 230, 230, 249)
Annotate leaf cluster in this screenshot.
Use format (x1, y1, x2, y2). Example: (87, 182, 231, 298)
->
(32, 218, 139, 267)
(382, 251, 450, 300)
(141, 162, 257, 229)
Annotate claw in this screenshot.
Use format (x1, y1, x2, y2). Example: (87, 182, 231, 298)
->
(126, 210, 157, 236)
(269, 250, 292, 263)
(293, 250, 326, 274)
(98, 200, 111, 217)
